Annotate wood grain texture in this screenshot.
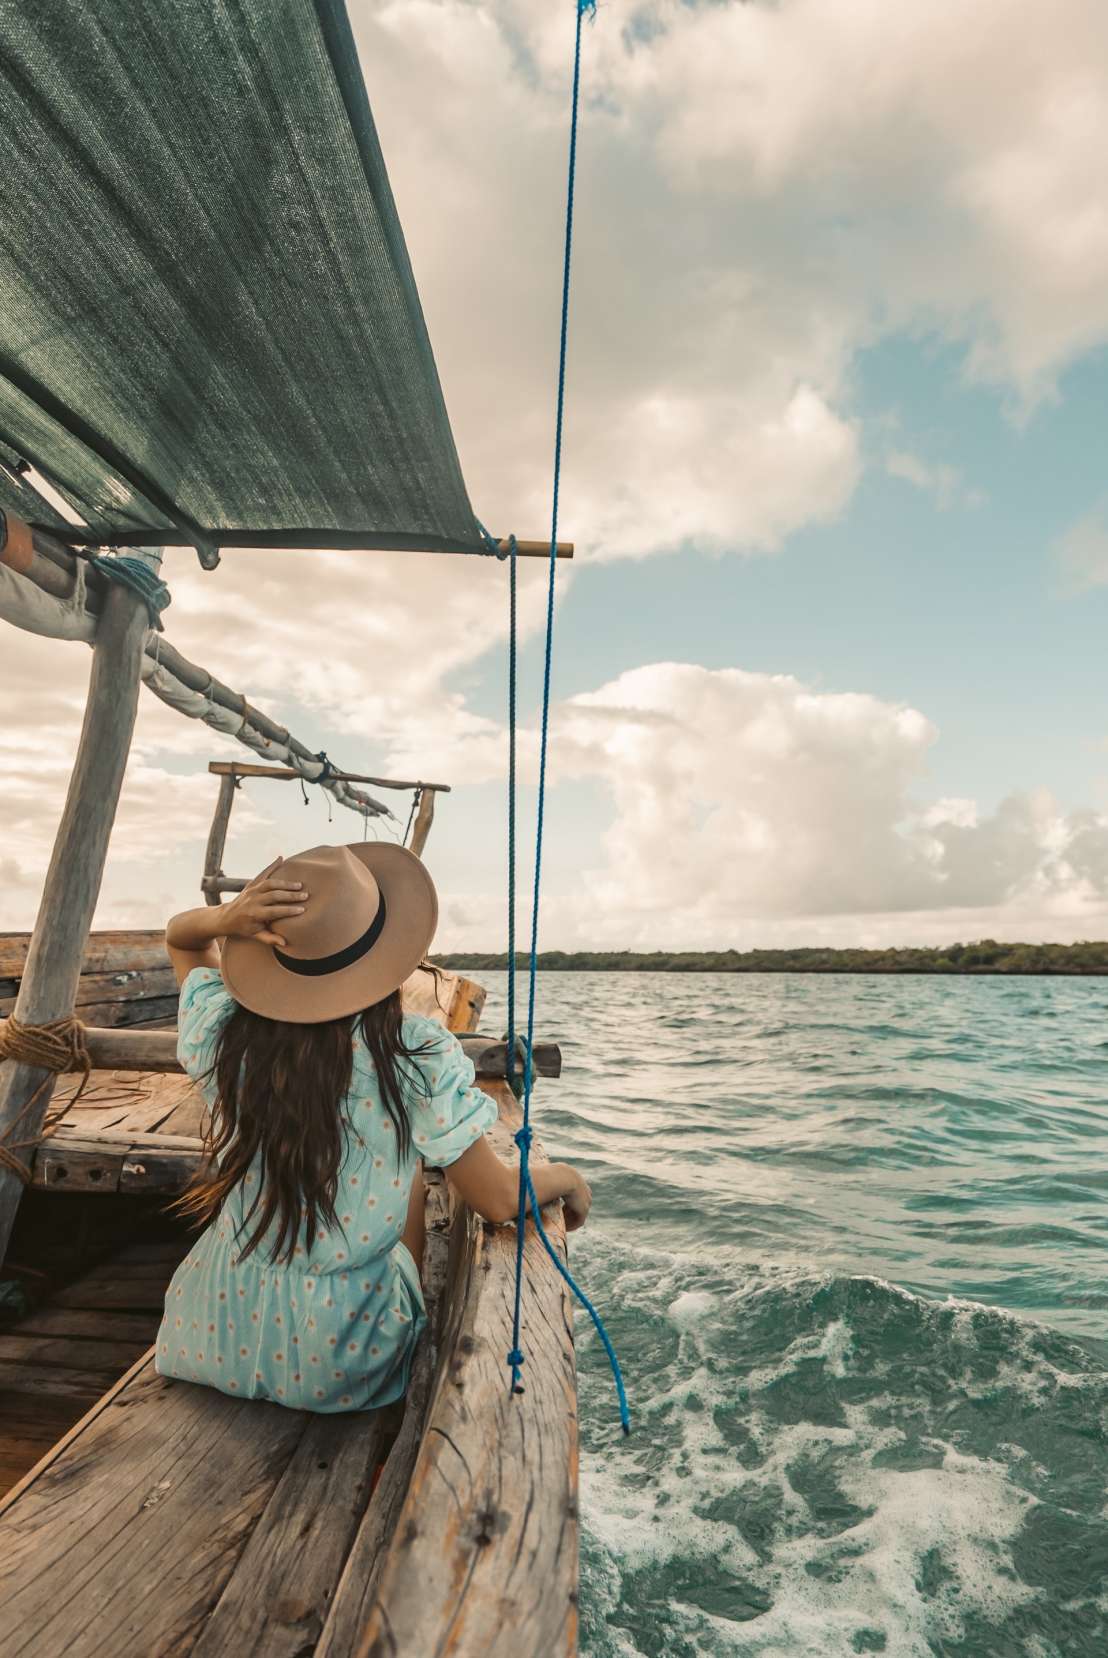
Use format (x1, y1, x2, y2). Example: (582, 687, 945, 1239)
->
(0, 1333, 155, 1371)
(46, 1028, 554, 1081)
(0, 1359, 119, 1400)
(0, 1362, 310, 1656)
(31, 1126, 207, 1196)
(11, 1309, 166, 1344)
(0, 1234, 188, 1499)
(0, 1176, 459, 1652)
(2, 994, 182, 1030)
(0, 573, 155, 1259)
(354, 1079, 580, 1658)
(202, 773, 237, 906)
(0, 932, 171, 979)
(189, 1410, 389, 1658)
(48, 1070, 204, 1135)
(409, 787, 436, 857)
(448, 976, 487, 1036)
(0, 968, 176, 1017)
(315, 1179, 455, 1657)
(208, 760, 452, 794)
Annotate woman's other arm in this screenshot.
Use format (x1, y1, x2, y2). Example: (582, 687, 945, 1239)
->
(444, 1133, 592, 1231)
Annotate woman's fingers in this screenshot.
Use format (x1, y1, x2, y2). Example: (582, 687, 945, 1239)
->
(256, 902, 306, 919)
(247, 857, 284, 889)
(254, 928, 288, 947)
(256, 889, 306, 907)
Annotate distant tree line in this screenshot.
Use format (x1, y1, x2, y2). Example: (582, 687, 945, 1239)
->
(432, 940, 1108, 975)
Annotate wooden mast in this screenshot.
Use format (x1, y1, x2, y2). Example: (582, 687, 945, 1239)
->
(202, 773, 237, 906)
(0, 553, 160, 1262)
(409, 788, 436, 857)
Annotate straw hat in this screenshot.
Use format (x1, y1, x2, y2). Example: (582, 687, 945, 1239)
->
(221, 843, 438, 1024)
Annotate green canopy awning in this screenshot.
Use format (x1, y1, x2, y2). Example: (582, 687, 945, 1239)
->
(0, 0, 488, 564)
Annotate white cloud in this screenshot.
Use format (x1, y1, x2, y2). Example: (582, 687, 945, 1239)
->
(1, 622, 269, 927)
(348, 0, 1108, 570)
(885, 450, 985, 511)
(509, 662, 1108, 948)
(9, 1, 1108, 948)
(634, 0, 1108, 396)
(1053, 503, 1108, 591)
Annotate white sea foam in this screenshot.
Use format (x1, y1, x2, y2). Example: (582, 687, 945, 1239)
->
(667, 1288, 718, 1326)
(580, 1257, 1050, 1657)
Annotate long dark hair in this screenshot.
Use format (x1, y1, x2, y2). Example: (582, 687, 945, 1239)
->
(175, 987, 434, 1265)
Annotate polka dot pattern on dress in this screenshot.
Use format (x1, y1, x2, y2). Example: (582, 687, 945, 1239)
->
(152, 978, 496, 1413)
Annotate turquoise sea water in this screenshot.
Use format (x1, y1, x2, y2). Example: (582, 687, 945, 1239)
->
(481, 973, 1108, 1658)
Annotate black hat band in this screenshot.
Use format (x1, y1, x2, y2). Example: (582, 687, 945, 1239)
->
(273, 891, 387, 977)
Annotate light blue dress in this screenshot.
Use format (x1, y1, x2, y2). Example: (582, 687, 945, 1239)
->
(155, 967, 497, 1412)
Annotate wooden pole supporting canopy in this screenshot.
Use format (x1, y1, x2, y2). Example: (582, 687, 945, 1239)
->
(29, 526, 574, 559)
(1, 513, 572, 573)
(0, 553, 161, 1263)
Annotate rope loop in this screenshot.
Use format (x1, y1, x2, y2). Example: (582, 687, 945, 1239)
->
(514, 1125, 533, 1153)
(475, 519, 516, 561)
(88, 552, 171, 629)
(0, 1014, 92, 1183)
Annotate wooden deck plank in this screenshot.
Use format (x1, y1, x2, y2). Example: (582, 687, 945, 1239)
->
(0, 1361, 310, 1657)
(32, 1126, 207, 1195)
(9, 1308, 166, 1343)
(0, 1359, 121, 1401)
(49, 1276, 178, 1311)
(0, 1226, 187, 1499)
(0, 1334, 147, 1371)
(0, 1394, 84, 1500)
(190, 1409, 389, 1657)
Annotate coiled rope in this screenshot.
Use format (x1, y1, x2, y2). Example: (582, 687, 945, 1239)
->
(0, 1015, 92, 1181)
(505, 0, 630, 1436)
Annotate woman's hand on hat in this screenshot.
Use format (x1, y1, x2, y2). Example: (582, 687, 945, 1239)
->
(223, 857, 309, 948)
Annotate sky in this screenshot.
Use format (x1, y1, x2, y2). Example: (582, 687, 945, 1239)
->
(6, 0, 1108, 951)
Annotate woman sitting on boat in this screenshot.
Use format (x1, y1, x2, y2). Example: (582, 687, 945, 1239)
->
(156, 843, 591, 1411)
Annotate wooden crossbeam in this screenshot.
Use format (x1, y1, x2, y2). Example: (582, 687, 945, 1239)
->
(207, 761, 451, 793)
(79, 1026, 561, 1079)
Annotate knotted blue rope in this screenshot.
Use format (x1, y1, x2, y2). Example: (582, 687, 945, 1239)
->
(506, 0, 630, 1437)
(88, 553, 171, 629)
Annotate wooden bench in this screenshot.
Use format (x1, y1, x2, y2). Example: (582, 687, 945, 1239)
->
(0, 1082, 579, 1657)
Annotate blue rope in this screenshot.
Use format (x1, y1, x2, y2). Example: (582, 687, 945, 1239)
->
(88, 553, 171, 629)
(506, 0, 630, 1437)
(506, 535, 519, 1100)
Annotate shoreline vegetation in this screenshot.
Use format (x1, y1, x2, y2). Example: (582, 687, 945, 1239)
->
(434, 941, 1108, 976)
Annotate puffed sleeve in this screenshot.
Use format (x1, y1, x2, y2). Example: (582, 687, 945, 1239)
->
(405, 1020, 499, 1168)
(176, 966, 235, 1089)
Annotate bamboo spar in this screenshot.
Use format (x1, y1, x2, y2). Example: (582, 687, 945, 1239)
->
(0, 553, 160, 1262)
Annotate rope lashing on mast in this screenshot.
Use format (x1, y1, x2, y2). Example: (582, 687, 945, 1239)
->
(0, 1014, 92, 1182)
(505, 0, 631, 1436)
(87, 552, 171, 628)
